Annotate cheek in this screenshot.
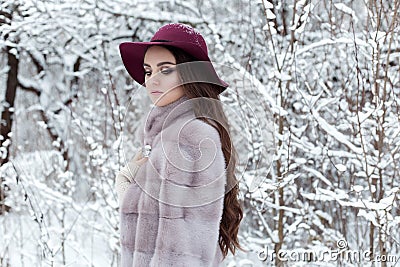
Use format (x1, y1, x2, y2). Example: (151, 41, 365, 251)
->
(162, 73, 182, 90)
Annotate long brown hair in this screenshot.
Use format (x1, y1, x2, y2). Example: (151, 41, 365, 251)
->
(159, 45, 245, 259)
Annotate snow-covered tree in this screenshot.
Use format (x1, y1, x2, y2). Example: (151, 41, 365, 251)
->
(0, 0, 399, 266)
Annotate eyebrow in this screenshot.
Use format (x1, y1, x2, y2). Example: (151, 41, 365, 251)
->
(143, 61, 176, 68)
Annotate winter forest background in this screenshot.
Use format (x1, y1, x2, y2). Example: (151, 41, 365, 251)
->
(1, 0, 399, 266)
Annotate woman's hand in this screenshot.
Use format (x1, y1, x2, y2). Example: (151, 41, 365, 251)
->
(133, 148, 148, 166)
(122, 149, 148, 183)
(115, 148, 148, 205)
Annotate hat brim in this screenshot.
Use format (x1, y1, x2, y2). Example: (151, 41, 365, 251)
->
(119, 41, 229, 89)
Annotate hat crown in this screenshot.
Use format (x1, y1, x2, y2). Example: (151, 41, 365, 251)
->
(150, 23, 208, 55)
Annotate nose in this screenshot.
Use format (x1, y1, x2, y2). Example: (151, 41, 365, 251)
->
(146, 73, 160, 87)
(152, 78, 160, 86)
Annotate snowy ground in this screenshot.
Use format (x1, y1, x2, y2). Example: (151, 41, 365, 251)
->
(0, 211, 117, 267)
(0, 209, 264, 267)
(2, 209, 375, 267)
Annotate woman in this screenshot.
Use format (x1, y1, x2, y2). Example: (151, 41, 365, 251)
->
(115, 23, 244, 267)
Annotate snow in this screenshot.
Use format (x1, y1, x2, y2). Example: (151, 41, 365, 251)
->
(315, 210, 332, 224)
(334, 3, 359, 23)
(337, 198, 392, 210)
(262, 1, 273, 9)
(312, 111, 363, 155)
(335, 164, 347, 172)
(296, 37, 369, 56)
(351, 185, 364, 193)
(357, 209, 379, 226)
(303, 166, 333, 187)
(0, 211, 117, 267)
(266, 9, 276, 20)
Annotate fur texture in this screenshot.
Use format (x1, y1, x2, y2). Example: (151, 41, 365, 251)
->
(119, 96, 227, 267)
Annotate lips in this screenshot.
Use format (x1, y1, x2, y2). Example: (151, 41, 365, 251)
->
(151, 91, 163, 95)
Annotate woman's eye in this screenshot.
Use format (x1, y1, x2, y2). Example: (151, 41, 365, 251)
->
(144, 71, 152, 76)
(160, 67, 175, 75)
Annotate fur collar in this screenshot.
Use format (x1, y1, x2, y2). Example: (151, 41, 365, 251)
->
(137, 95, 195, 147)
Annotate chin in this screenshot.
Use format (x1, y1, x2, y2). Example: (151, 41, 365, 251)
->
(149, 97, 164, 106)
(154, 100, 168, 107)
(151, 94, 171, 107)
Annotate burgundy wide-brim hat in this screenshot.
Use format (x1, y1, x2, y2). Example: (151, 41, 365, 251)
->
(119, 23, 229, 90)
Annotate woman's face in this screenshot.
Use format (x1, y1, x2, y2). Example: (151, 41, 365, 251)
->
(143, 46, 185, 106)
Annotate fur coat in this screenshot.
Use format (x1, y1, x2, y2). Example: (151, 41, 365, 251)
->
(119, 95, 227, 267)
